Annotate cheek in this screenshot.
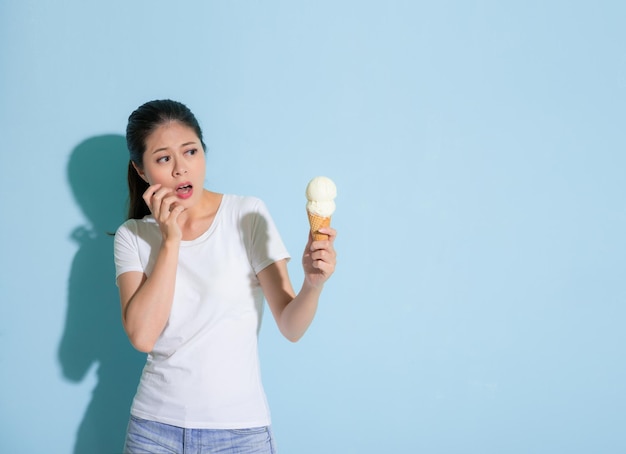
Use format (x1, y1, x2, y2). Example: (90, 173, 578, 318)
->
(142, 167, 165, 185)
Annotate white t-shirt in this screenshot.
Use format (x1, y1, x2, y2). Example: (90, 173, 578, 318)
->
(114, 194, 290, 429)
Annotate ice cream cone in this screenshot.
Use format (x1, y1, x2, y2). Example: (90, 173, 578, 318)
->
(307, 210, 331, 241)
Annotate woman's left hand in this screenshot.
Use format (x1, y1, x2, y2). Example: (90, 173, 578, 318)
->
(302, 227, 337, 288)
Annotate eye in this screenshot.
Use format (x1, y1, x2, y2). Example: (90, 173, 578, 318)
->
(185, 148, 197, 156)
(156, 156, 170, 163)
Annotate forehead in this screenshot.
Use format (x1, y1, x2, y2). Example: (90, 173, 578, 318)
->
(146, 121, 199, 150)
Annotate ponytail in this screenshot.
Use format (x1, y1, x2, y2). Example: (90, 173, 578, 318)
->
(127, 161, 150, 220)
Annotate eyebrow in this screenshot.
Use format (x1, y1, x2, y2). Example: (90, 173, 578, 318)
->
(152, 141, 198, 154)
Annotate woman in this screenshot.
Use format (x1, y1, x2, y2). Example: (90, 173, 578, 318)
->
(114, 99, 337, 453)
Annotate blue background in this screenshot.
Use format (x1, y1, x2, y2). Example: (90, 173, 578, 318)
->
(1, 1, 625, 453)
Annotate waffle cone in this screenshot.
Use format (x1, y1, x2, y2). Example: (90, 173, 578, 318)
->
(307, 211, 331, 241)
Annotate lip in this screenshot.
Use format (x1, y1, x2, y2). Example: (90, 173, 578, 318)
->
(175, 182, 194, 200)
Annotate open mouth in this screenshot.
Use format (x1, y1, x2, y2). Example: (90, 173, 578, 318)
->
(176, 183, 193, 199)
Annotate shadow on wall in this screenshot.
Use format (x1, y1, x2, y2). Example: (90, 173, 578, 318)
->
(59, 135, 145, 454)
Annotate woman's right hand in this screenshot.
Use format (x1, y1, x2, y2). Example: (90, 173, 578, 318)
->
(142, 184, 186, 242)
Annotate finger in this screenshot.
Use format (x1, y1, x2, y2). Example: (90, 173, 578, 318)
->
(316, 248, 336, 265)
(142, 183, 162, 198)
(310, 230, 336, 250)
(170, 204, 186, 221)
(152, 186, 176, 205)
(312, 257, 335, 274)
(146, 186, 173, 216)
(309, 240, 337, 259)
(310, 248, 329, 261)
(159, 193, 178, 212)
(151, 189, 172, 219)
(142, 184, 162, 210)
(317, 227, 337, 241)
(156, 194, 181, 222)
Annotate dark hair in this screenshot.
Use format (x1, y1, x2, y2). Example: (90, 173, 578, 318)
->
(125, 99, 206, 219)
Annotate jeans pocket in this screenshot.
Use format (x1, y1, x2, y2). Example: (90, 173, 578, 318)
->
(228, 426, 268, 435)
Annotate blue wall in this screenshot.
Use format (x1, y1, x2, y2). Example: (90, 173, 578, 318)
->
(1, 1, 625, 453)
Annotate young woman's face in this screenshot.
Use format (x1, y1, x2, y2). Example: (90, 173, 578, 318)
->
(136, 121, 206, 205)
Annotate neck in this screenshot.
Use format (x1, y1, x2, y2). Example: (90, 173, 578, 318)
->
(178, 190, 221, 226)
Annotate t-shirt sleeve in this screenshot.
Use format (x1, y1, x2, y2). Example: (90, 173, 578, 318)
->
(113, 220, 145, 281)
(246, 198, 291, 275)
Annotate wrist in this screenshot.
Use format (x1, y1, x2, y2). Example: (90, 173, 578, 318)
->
(161, 237, 181, 250)
(301, 278, 324, 294)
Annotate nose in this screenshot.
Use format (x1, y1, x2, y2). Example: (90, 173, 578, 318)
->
(173, 162, 187, 176)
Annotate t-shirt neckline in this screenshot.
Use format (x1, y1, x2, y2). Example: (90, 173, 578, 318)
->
(180, 193, 226, 247)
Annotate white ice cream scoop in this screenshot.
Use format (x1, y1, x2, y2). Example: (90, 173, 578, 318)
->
(305, 176, 337, 217)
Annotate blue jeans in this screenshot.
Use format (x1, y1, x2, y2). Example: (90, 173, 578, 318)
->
(124, 416, 277, 454)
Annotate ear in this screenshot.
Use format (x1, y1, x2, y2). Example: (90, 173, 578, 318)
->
(132, 161, 149, 183)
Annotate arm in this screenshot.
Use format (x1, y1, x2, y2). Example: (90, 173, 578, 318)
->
(118, 240, 179, 352)
(259, 226, 337, 342)
(118, 184, 185, 352)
